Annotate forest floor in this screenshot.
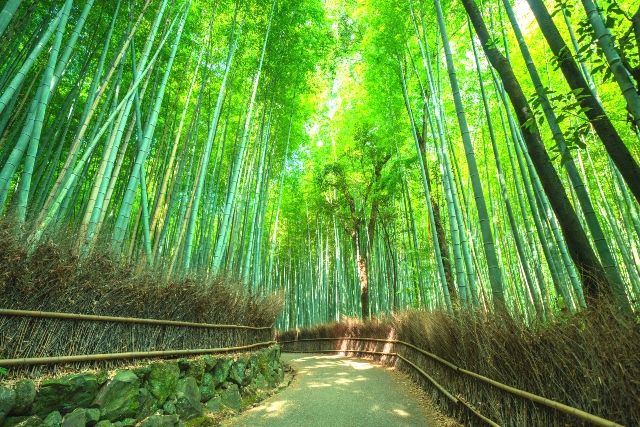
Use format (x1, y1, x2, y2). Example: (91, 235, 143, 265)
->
(225, 353, 456, 427)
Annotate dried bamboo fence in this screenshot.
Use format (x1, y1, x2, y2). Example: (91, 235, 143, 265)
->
(0, 309, 274, 378)
(280, 337, 623, 427)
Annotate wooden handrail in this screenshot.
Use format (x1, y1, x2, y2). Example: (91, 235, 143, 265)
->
(0, 308, 273, 330)
(0, 341, 277, 367)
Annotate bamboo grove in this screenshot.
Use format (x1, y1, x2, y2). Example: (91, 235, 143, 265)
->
(0, 0, 639, 329)
(0, 0, 328, 275)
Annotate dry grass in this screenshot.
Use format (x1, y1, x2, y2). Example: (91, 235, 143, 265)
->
(279, 306, 640, 426)
(0, 219, 282, 378)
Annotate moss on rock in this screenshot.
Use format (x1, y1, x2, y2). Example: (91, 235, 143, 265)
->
(212, 359, 232, 387)
(93, 371, 140, 421)
(0, 385, 16, 422)
(146, 363, 180, 404)
(175, 377, 202, 421)
(32, 374, 98, 417)
(42, 411, 62, 427)
(12, 380, 36, 415)
(5, 345, 283, 427)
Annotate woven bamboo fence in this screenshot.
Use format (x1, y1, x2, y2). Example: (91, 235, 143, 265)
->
(0, 309, 274, 378)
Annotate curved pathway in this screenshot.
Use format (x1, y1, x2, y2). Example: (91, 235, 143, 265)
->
(227, 353, 437, 426)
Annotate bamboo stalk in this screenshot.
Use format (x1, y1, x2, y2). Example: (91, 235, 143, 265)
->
(0, 341, 276, 367)
(0, 309, 273, 330)
(280, 337, 623, 427)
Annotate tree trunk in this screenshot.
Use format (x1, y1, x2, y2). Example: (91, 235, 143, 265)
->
(0, 4, 63, 116)
(579, 0, 640, 128)
(525, 0, 640, 205)
(0, 0, 22, 38)
(185, 12, 237, 269)
(633, 7, 640, 61)
(434, 0, 505, 309)
(355, 231, 370, 320)
(212, 0, 275, 273)
(433, 196, 456, 304)
(462, 0, 616, 305)
(501, 0, 628, 310)
(112, 1, 188, 252)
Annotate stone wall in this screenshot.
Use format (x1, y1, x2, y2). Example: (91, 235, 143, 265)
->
(0, 346, 284, 427)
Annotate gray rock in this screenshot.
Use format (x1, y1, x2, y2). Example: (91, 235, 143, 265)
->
(12, 380, 36, 415)
(245, 358, 258, 382)
(248, 353, 258, 370)
(212, 359, 232, 386)
(228, 358, 249, 386)
(254, 350, 270, 377)
(251, 373, 269, 390)
(133, 366, 151, 380)
(201, 356, 217, 372)
(266, 359, 284, 387)
(203, 396, 222, 413)
(59, 407, 99, 427)
(61, 408, 86, 427)
(112, 418, 135, 427)
(198, 373, 216, 402)
(185, 360, 205, 383)
(174, 377, 202, 420)
(3, 416, 25, 427)
(240, 382, 267, 408)
(176, 360, 190, 374)
(95, 371, 109, 386)
(42, 411, 62, 427)
(93, 371, 140, 421)
(275, 366, 284, 384)
(137, 414, 179, 427)
(146, 363, 179, 404)
(135, 388, 157, 420)
(0, 386, 17, 422)
(218, 384, 241, 412)
(86, 408, 100, 425)
(33, 374, 98, 417)
(161, 400, 176, 416)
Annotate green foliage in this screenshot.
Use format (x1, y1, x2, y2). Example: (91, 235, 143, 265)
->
(528, 86, 591, 157)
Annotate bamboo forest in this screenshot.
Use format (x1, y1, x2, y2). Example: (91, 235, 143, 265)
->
(0, 0, 639, 425)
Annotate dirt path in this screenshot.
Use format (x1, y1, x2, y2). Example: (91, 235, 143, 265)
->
(226, 353, 439, 426)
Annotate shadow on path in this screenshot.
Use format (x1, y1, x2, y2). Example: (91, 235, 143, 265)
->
(226, 353, 434, 426)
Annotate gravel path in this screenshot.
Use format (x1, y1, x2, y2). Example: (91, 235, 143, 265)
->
(226, 353, 436, 427)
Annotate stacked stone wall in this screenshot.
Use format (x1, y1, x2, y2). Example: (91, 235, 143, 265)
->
(0, 346, 284, 427)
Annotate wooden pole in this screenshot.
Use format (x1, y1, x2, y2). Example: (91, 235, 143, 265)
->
(0, 341, 276, 367)
(0, 309, 273, 330)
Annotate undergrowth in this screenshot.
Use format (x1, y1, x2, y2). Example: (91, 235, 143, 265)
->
(0, 219, 282, 377)
(0, 218, 281, 326)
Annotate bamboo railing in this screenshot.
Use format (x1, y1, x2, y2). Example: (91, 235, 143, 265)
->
(0, 341, 276, 367)
(0, 309, 275, 371)
(0, 309, 273, 330)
